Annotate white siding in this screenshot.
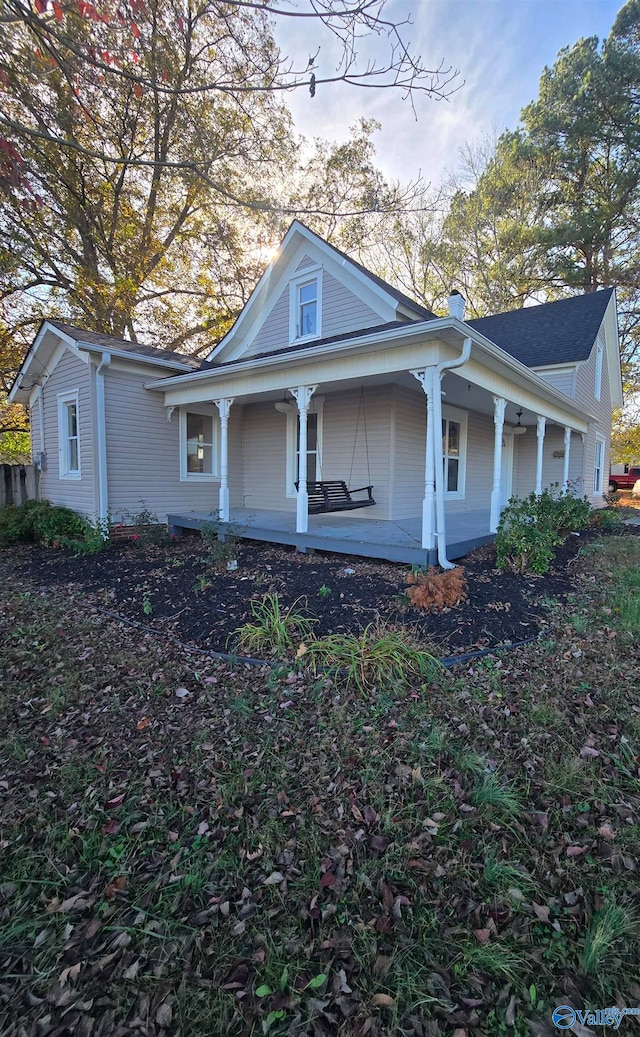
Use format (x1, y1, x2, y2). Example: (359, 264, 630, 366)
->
(535, 368, 576, 396)
(104, 365, 224, 522)
(512, 426, 585, 499)
(574, 331, 612, 505)
(321, 387, 391, 518)
(242, 403, 291, 512)
(244, 268, 383, 359)
(39, 350, 96, 515)
(241, 387, 392, 517)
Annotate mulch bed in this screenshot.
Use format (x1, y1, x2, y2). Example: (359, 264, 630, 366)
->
(12, 524, 639, 658)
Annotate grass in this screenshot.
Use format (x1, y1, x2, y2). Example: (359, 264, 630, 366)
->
(303, 622, 440, 693)
(1, 535, 640, 1033)
(229, 592, 315, 656)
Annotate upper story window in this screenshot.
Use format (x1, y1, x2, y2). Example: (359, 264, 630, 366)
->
(289, 267, 322, 344)
(57, 390, 81, 480)
(594, 337, 603, 400)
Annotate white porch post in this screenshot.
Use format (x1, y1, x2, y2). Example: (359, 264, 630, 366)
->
(563, 426, 572, 493)
(535, 415, 546, 495)
(490, 396, 506, 533)
(411, 368, 436, 550)
(214, 398, 234, 522)
(290, 385, 318, 534)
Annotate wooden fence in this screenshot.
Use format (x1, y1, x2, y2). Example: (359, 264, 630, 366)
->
(0, 465, 39, 509)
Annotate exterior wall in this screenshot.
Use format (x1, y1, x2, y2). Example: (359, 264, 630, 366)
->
(321, 386, 392, 518)
(241, 387, 392, 518)
(535, 368, 576, 397)
(243, 261, 383, 360)
(104, 363, 225, 522)
(512, 426, 585, 499)
(242, 402, 290, 512)
(38, 350, 96, 515)
(575, 331, 612, 505)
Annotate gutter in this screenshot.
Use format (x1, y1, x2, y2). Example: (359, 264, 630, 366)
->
(145, 317, 593, 427)
(432, 337, 473, 570)
(95, 352, 111, 523)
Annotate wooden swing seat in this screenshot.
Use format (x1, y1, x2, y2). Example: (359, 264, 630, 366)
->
(296, 480, 376, 514)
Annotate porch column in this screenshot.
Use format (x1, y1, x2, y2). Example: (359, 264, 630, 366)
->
(214, 398, 234, 522)
(490, 396, 506, 533)
(535, 415, 546, 495)
(562, 426, 572, 493)
(290, 385, 318, 534)
(411, 367, 436, 550)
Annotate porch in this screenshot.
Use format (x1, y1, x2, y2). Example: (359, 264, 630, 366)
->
(167, 507, 495, 566)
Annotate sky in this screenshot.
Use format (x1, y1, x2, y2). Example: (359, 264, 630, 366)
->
(274, 0, 623, 189)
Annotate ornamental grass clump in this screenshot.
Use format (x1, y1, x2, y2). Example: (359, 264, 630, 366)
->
(496, 486, 590, 575)
(229, 593, 316, 657)
(303, 623, 440, 694)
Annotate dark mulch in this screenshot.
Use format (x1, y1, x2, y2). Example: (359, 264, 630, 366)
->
(11, 524, 638, 658)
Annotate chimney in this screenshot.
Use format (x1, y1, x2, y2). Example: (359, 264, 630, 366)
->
(448, 290, 465, 320)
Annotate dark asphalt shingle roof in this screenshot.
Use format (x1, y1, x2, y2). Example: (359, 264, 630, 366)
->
(467, 289, 614, 367)
(49, 320, 214, 371)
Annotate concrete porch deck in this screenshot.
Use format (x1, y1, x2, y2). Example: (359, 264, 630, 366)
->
(168, 507, 494, 566)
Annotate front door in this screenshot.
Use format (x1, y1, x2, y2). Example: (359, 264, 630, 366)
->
(500, 434, 514, 506)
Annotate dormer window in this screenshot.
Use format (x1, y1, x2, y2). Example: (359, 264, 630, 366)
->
(289, 266, 322, 343)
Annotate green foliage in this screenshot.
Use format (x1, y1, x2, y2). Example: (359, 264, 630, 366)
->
(229, 594, 316, 658)
(0, 499, 83, 547)
(304, 624, 439, 694)
(199, 514, 240, 570)
(581, 900, 636, 977)
(496, 487, 590, 574)
(0, 430, 30, 464)
(122, 501, 168, 547)
(317, 584, 332, 599)
(60, 515, 111, 556)
(32, 504, 86, 545)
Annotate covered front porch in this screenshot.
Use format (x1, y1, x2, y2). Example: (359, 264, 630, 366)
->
(167, 507, 494, 566)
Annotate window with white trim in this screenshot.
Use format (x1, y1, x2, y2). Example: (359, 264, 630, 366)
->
(594, 436, 605, 494)
(594, 337, 603, 400)
(180, 407, 219, 480)
(57, 391, 81, 479)
(289, 267, 322, 343)
(441, 405, 468, 498)
(285, 398, 324, 496)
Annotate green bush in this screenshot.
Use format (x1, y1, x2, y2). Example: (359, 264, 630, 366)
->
(0, 499, 53, 545)
(34, 505, 86, 545)
(496, 486, 591, 575)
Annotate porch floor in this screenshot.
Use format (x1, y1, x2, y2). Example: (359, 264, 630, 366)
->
(167, 507, 494, 566)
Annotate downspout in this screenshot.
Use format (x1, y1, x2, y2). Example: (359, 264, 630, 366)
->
(432, 336, 472, 569)
(95, 352, 111, 524)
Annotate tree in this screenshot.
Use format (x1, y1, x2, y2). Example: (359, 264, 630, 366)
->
(0, 0, 459, 196)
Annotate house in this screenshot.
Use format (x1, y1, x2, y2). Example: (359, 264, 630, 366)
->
(8, 221, 622, 566)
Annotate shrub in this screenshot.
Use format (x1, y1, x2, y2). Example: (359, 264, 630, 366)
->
(60, 515, 111, 555)
(200, 512, 240, 569)
(121, 500, 168, 546)
(496, 486, 590, 575)
(405, 566, 468, 611)
(303, 624, 440, 694)
(34, 505, 86, 545)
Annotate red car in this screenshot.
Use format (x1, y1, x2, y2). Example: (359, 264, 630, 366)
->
(609, 464, 640, 491)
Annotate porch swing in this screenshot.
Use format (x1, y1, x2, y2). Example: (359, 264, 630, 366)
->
(296, 386, 376, 514)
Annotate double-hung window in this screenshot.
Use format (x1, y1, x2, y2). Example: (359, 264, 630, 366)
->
(441, 405, 468, 498)
(594, 436, 605, 494)
(180, 408, 218, 480)
(289, 267, 322, 343)
(58, 391, 80, 479)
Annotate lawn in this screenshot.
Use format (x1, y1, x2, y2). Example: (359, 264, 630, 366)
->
(0, 535, 639, 1036)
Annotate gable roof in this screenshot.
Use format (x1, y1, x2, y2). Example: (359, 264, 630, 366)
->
(47, 320, 213, 371)
(292, 222, 436, 321)
(467, 289, 614, 367)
